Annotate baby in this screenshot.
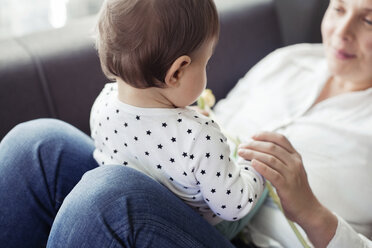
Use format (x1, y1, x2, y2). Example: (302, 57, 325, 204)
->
(90, 0, 265, 239)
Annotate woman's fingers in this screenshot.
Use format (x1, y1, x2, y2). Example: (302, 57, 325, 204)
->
(238, 148, 286, 175)
(252, 131, 296, 154)
(251, 159, 284, 186)
(238, 132, 305, 188)
(238, 139, 292, 166)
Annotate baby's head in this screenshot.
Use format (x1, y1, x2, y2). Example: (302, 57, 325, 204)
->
(96, 0, 219, 89)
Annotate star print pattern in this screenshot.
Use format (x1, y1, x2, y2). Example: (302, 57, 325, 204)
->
(90, 83, 265, 225)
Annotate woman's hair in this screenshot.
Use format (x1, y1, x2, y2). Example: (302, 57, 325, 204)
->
(95, 0, 219, 88)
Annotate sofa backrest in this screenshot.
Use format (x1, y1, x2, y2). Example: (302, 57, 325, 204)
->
(0, 0, 328, 140)
(0, 1, 281, 140)
(275, 0, 330, 45)
(0, 17, 107, 139)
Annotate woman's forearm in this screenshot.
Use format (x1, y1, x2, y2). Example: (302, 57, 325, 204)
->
(297, 202, 338, 248)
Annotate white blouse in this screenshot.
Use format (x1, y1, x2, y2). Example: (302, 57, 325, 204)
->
(214, 43, 372, 247)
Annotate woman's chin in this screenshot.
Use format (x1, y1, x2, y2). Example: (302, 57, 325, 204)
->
(328, 61, 355, 79)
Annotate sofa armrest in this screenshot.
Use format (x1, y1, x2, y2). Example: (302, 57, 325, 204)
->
(207, 0, 282, 101)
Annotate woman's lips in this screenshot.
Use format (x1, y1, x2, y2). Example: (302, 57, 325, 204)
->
(335, 49, 356, 60)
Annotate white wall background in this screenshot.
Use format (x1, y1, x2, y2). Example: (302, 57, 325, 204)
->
(0, 0, 261, 39)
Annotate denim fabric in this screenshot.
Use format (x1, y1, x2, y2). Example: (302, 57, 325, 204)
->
(0, 119, 98, 247)
(47, 165, 235, 248)
(0, 119, 235, 248)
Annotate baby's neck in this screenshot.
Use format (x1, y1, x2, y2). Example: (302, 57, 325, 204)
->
(116, 79, 175, 109)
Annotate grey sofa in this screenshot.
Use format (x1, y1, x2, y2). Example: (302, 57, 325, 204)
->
(0, 0, 329, 140)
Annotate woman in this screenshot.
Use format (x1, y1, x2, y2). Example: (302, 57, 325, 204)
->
(0, 0, 371, 247)
(214, 0, 372, 246)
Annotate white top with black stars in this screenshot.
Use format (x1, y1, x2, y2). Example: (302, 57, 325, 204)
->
(90, 83, 265, 225)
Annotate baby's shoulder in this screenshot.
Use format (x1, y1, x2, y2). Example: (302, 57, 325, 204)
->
(181, 107, 221, 131)
(179, 108, 226, 144)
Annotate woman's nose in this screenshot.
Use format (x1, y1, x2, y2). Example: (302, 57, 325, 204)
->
(335, 16, 354, 41)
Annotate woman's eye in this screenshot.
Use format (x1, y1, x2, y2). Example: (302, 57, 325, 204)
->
(364, 18, 372, 25)
(332, 5, 344, 13)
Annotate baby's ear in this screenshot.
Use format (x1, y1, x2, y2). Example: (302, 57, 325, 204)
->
(164, 55, 191, 87)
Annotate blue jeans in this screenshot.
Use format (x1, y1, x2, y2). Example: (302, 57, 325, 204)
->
(0, 119, 234, 248)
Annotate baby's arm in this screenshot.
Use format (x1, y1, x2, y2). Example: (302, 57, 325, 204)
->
(191, 124, 265, 221)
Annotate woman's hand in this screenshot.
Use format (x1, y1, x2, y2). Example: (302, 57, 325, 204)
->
(238, 132, 338, 247)
(238, 131, 316, 222)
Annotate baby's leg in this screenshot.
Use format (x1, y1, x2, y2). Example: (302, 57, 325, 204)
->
(0, 118, 98, 247)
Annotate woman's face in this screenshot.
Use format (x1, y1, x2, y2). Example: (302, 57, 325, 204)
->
(322, 0, 372, 85)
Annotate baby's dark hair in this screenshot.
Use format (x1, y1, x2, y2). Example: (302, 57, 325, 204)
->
(95, 0, 219, 88)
